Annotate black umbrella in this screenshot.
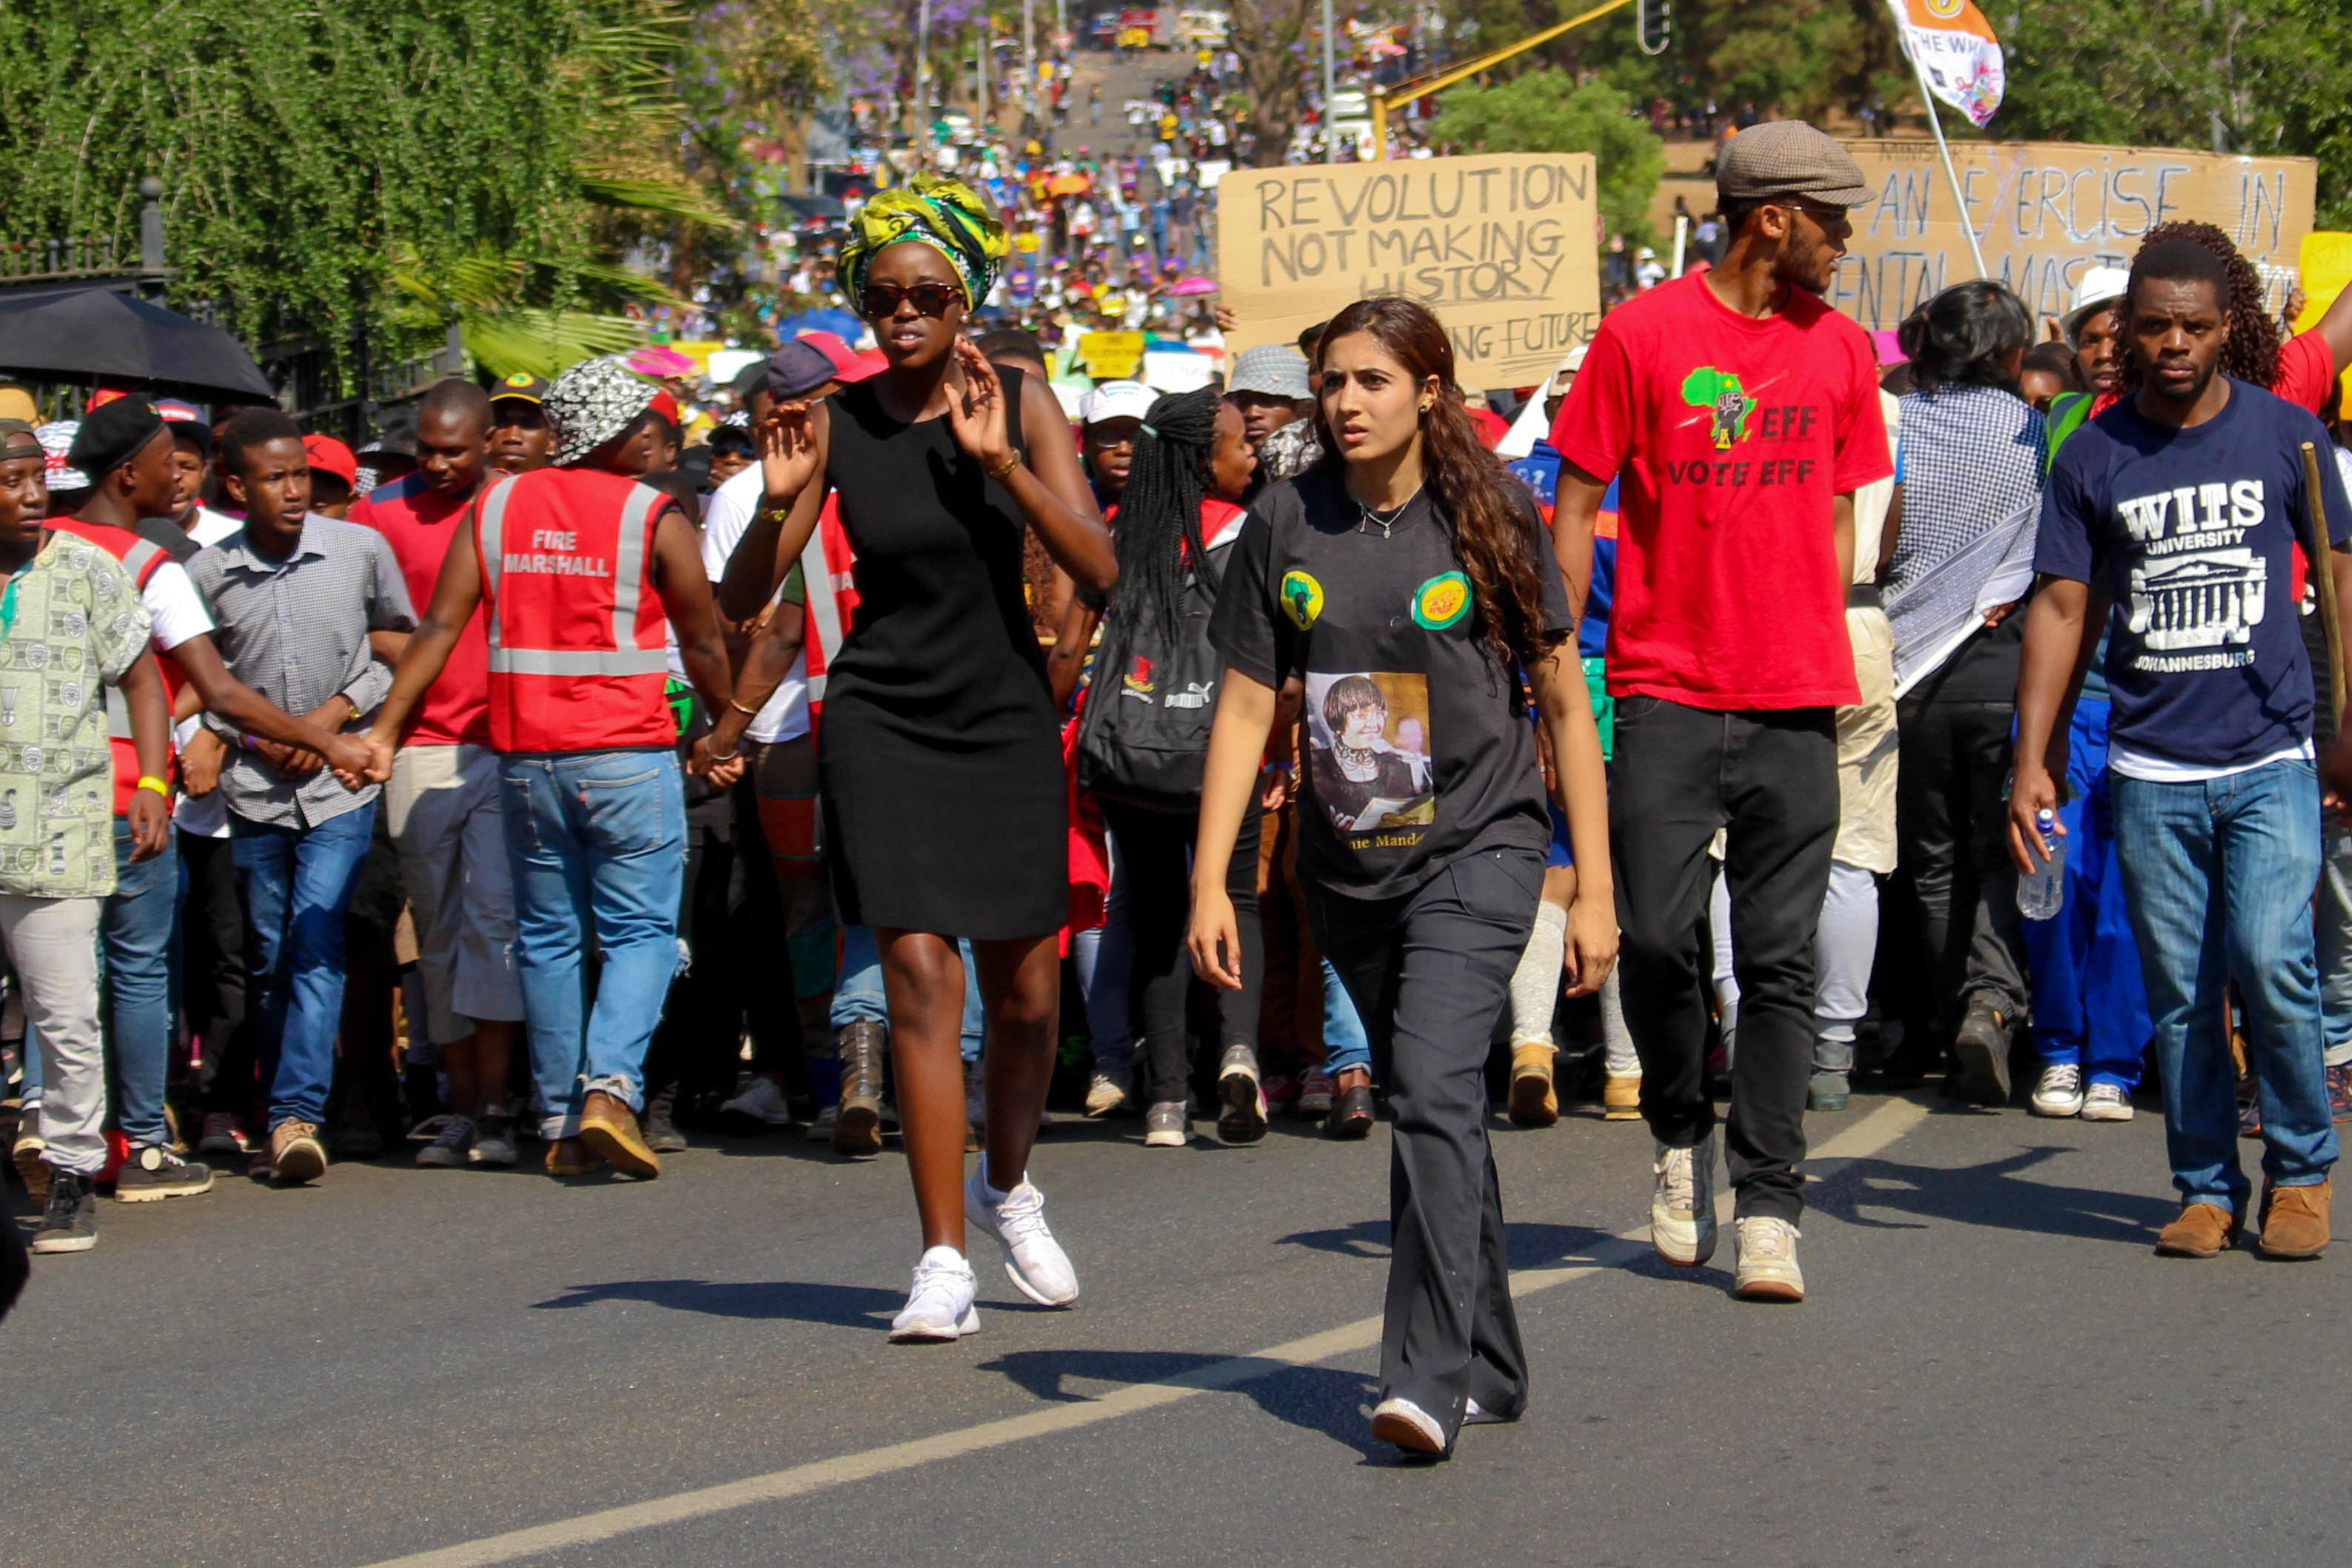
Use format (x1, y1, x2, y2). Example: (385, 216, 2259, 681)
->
(782, 192, 848, 221)
(0, 287, 275, 403)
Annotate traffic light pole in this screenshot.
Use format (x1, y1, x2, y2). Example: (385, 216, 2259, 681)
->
(1368, 0, 1641, 159)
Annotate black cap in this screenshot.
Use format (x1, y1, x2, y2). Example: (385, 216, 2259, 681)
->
(66, 395, 166, 480)
(489, 372, 549, 406)
(765, 341, 841, 403)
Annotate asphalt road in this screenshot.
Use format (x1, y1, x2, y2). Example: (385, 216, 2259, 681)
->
(12, 1086, 2352, 1568)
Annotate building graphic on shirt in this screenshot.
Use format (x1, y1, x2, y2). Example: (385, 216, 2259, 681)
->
(1679, 366, 1753, 452)
(2125, 548, 2266, 654)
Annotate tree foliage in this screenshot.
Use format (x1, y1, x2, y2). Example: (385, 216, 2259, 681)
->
(1429, 74, 1666, 247)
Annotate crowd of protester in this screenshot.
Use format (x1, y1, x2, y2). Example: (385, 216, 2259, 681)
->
(8, 109, 2352, 1457)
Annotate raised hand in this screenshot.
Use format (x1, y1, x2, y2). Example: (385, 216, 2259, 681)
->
(757, 402, 822, 503)
(943, 339, 1016, 473)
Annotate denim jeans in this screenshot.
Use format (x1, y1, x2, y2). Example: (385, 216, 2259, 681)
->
(233, 804, 377, 1130)
(1075, 837, 1136, 1070)
(2316, 821, 2352, 1068)
(831, 925, 984, 1061)
(2111, 759, 2339, 1211)
(500, 749, 686, 1139)
(2020, 700, 2151, 1088)
(105, 818, 178, 1147)
(1320, 958, 1372, 1076)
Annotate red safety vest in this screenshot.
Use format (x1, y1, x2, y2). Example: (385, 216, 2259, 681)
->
(52, 518, 189, 814)
(473, 467, 675, 754)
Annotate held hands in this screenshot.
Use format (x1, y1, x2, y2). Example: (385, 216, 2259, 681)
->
(358, 731, 397, 788)
(323, 734, 376, 792)
(2006, 761, 2067, 876)
(250, 736, 323, 780)
(944, 340, 1016, 474)
(1561, 895, 1618, 998)
(179, 728, 225, 797)
(1187, 885, 1246, 991)
(756, 401, 822, 503)
(688, 734, 746, 789)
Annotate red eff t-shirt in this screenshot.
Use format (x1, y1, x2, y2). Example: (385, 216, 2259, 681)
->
(1551, 273, 1891, 708)
(349, 472, 495, 748)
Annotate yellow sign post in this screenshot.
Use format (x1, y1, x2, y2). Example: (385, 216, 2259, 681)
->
(1217, 153, 1601, 392)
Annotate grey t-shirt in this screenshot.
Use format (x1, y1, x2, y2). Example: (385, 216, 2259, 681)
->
(1209, 464, 1575, 901)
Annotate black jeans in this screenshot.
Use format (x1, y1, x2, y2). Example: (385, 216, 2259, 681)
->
(1894, 699, 2028, 1029)
(1611, 696, 1837, 1223)
(643, 779, 795, 1109)
(1309, 845, 1542, 1443)
(181, 830, 253, 1117)
(1102, 798, 1263, 1106)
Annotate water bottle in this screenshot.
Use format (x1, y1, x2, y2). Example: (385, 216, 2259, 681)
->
(2017, 808, 2065, 921)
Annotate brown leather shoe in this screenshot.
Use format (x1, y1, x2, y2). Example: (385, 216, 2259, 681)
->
(578, 1090, 660, 1179)
(544, 1137, 605, 1177)
(2155, 1202, 2242, 1258)
(834, 1020, 887, 1157)
(2257, 1179, 2332, 1259)
(268, 1120, 327, 1184)
(1507, 1042, 1560, 1128)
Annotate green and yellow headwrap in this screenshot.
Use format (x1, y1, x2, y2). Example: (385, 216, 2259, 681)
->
(840, 172, 1011, 309)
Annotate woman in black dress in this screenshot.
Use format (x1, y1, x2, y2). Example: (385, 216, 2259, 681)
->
(720, 176, 1116, 1341)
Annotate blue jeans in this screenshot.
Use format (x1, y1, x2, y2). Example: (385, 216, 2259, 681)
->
(105, 818, 178, 1147)
(831, 925, 984, 1062)
(2316, 822, 2352, 1065)
(2111, 760, 2339, 1211)
(1321, 957, 1372, 1076)
(500, 750, 686, 1138)
(2020, 701, 2151, 1089)
(1076, 838, 1136, 1070)
(234, 805, 377, 1130)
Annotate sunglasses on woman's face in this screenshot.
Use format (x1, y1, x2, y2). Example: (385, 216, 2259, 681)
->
(861, 281, 962, 319)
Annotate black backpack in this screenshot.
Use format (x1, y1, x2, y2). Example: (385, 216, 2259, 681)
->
(1074, 537, 1234, 813)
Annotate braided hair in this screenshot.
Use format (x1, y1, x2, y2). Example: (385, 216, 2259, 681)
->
(1109, 386, 1222, 643)
(2120, 221, 2281, 391)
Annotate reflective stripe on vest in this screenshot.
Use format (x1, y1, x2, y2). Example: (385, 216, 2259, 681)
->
(478, 479, 671, 676)
(798, 522, 839, 702)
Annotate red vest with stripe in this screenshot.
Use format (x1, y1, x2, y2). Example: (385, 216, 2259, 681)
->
(53, 518, 188, 813)
(473, 467, 675, 754)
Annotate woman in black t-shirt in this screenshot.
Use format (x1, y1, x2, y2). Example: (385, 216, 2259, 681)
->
(1190, 297, 1616, 1459)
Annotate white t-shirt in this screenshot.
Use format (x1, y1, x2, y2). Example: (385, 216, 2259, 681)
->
(700, 464, 811, 744)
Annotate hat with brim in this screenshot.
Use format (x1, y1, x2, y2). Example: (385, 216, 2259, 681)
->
(1080, 380, 1156, 425)
(765, 341, 848, 403)
(491, 371, 550, 407)
(1714, 120, 1874, 210)
(1227, 343, 1311, 401)
(546, 356, 657, 466)
(2062, 265, 2131, 342)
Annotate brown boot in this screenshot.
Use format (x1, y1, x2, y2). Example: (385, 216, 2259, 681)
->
(578, 1090, 660, 1179)
(268, 1120, 327, 1185)
(544, 1137, 605, 1178)
(2257, 1179, 2332, 1259)
(2155, 1202, 2242, 1258)
(834, 1020, 887, 1157)
(1602, 1073, 1644, 1121)
(1507, 1042, 1559, 1128)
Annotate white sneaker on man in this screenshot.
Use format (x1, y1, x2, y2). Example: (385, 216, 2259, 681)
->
(965, 1162, 1080, 1307)
(718, 1076, 794, 1130)
(2080, 1082, 2135, 1122)
(1732, 1216, 1805, 1302)
(888, 1246, 981, 1341)
(1370, 1397, 1447, 1456)
(1651, 1135, 1718, 1266)
(1084, 1062, 1132, 1118)
(2029, 1062, 2085, 1118)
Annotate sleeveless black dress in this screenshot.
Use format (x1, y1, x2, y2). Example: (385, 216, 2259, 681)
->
(820, 366, 1069, 939)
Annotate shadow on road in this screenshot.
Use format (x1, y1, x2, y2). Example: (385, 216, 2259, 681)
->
(1808, 1145, 2174, 1245)
(977, 1347, 1387, 1458)
(529, 1277, 903, 1327)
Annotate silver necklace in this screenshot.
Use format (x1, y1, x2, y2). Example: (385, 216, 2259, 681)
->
(1356, 481, 1422, 538)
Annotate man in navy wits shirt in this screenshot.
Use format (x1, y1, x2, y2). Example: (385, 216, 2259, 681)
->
(2012, 238, 2352, 1262)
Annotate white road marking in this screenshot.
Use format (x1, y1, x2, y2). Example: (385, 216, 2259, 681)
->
(354, 1096, 1931, 1568)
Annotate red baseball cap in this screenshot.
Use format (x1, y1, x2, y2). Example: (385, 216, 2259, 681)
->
(649, 389, 682, 428)
(302, 433, 358, 488)
(794, 331, 884, 384)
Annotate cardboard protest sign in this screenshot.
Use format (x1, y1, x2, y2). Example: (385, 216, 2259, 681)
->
(1832, 138, 2315, 332)
(1219, 153, 1601, 391)
(1075, 332, 1145, 380)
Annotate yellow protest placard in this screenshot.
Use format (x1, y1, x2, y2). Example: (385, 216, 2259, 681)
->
(1832, 139, 2316, 332)
(1076, 332, 1145, 381)
(1218, 153, 1601, 392)
(2296, 231, 2352, 412)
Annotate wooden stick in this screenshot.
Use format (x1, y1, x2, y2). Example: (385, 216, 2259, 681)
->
(2301, 441, 2347, 726)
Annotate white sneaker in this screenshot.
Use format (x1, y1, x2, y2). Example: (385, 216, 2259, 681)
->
(1732, 1216, 1805, 1302)
(1083, 1063, 1133, 1118)
(1144, 1101, 1189, 1147)
(1370, 1396, 1447, 1455)
(888, 1246, 981, 1341)
(1651, 1136, 1718, 1266)
(965, 1162, 1080, 1307)
(719, 1076, 794, 1128)
(2029, 1062, 2085, 1118)
(2080, 1082, 2136, 1122)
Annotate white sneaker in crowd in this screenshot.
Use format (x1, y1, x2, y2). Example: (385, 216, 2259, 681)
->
(2029, 1062, 2085, 1118)
(1369, 1397, 1447, 1456)
(1650, 1135, 1718, 1267)
(2080, 1082, 2135, 1122)
(1144, 1101, 1189, 1147)
(718, 1076, 794, 1130)
(888, 1246, 980, 1341)
(1084, 1063, 1133, 1118)
(1732, 1216, 1805, 1302)
(965, 1161, 1079, 1307)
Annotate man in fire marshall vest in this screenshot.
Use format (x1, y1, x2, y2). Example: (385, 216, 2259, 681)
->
(366, 356, 739, 1181)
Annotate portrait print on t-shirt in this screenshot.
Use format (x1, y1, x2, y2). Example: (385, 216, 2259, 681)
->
(2116, 480, 2268, 671)
(1304, 671, 1435, 842)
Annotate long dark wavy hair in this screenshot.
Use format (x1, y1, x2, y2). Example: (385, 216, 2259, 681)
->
(1309, 295, 1564, 674)
(2117, 220, 2282, 392)
(1109, 386, 1222, 643)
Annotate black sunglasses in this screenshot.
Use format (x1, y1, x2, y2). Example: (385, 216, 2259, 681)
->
(860, 281, 963, 320)
(708, 429, 754, 455)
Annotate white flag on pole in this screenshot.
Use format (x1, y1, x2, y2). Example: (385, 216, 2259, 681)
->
(1886, 0, 2006, 129)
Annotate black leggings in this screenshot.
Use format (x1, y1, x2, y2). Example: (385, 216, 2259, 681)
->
(1102, 798, 1264, 1106)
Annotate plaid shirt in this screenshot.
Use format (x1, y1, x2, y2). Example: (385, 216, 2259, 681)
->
(1882, 383, 2047, 600)
(188, 517, 415, 828)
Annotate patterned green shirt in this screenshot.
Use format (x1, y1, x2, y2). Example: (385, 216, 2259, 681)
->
(0, 536, 153, 898)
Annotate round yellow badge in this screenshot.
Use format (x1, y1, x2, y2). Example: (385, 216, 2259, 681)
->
(1280, 569, 1324, 629)
(1413, 571, 1471, 631)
